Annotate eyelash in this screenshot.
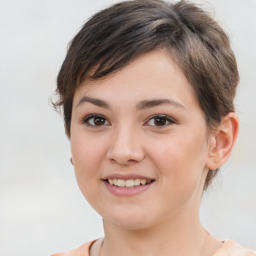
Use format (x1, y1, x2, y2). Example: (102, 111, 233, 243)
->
(82, 114, 175, 128)
(82, 114, 110, 127)
(145, 114, 175, 128)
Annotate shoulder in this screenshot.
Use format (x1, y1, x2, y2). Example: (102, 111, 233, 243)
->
(213, 240, 256, 256)
(50, 240, 95, 256)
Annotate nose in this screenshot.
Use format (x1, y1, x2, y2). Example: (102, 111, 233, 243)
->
(106, 125, 145, 165)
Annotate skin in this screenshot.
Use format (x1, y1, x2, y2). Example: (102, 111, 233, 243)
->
(69, 49, 238, 256)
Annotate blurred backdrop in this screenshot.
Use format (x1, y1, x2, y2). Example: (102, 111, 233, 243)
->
(0, 0, 256, 255)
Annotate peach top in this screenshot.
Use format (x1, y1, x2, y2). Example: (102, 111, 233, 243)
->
(51, 240, 256, 256)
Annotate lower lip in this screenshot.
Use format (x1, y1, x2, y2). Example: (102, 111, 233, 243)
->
(103, 180, 154, 196)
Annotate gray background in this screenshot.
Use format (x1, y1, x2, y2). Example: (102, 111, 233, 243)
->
(0, 0, 255, 255)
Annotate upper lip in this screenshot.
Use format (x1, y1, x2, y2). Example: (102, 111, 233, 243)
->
(102, 174, 155, 180)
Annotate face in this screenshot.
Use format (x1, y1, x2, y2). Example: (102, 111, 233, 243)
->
(70, 49, 212, 230)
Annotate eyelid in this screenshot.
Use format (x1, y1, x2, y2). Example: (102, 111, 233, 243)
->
(82, 113, 110, 127)
(144, 114, 176, 127)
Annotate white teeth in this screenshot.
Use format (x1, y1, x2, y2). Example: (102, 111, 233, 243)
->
(140, 179, 146, 185)
(117, 179, 126, 187)
(134, 179, 140, 186)
(107, 178, 152, 187)
(125, 179, 134, 187)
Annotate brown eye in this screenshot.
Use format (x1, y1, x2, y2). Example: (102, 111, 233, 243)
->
(146, 115, 174, 127)
(154, 117, 167, 126)
(83, 114, 110, 127)
(93, 117, 105, 126)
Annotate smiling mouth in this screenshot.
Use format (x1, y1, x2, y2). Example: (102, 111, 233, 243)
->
(105, 178, 154, 188)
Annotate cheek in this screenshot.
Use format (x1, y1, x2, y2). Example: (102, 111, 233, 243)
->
(151, 130, 206, 161)
(148, 130, 208, 184)
(70, 132, 107, 197)
(148, 136, 208, 212)
(71, 139, 102, 205)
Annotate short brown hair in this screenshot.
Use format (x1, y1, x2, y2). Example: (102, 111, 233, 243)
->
(53, 0, 239, 189)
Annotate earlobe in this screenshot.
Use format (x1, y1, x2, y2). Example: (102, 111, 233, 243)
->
(70, 157, 74, 165)
(206, 112, 239, 170)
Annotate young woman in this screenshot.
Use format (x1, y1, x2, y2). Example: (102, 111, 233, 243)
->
(51, 0, 256, 255)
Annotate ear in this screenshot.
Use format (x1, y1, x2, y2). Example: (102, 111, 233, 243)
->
(206, 112, 239, 170)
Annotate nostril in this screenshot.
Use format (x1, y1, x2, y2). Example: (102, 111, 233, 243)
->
(108, 156, 141, 166)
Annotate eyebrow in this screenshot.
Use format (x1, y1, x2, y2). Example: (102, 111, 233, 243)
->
(136, 99, 187, 111)
(76, 96, 186, 111)
(76, 96, 110, 109)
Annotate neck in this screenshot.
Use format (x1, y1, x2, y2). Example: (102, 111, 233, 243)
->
(100, 212, 217, 256)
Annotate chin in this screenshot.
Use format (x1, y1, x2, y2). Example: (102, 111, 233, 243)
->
(101, 206, 155, 231)
(106, 218, 152, 231)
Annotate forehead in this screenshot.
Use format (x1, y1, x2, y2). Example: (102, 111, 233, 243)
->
(74, 49, 196, 104)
